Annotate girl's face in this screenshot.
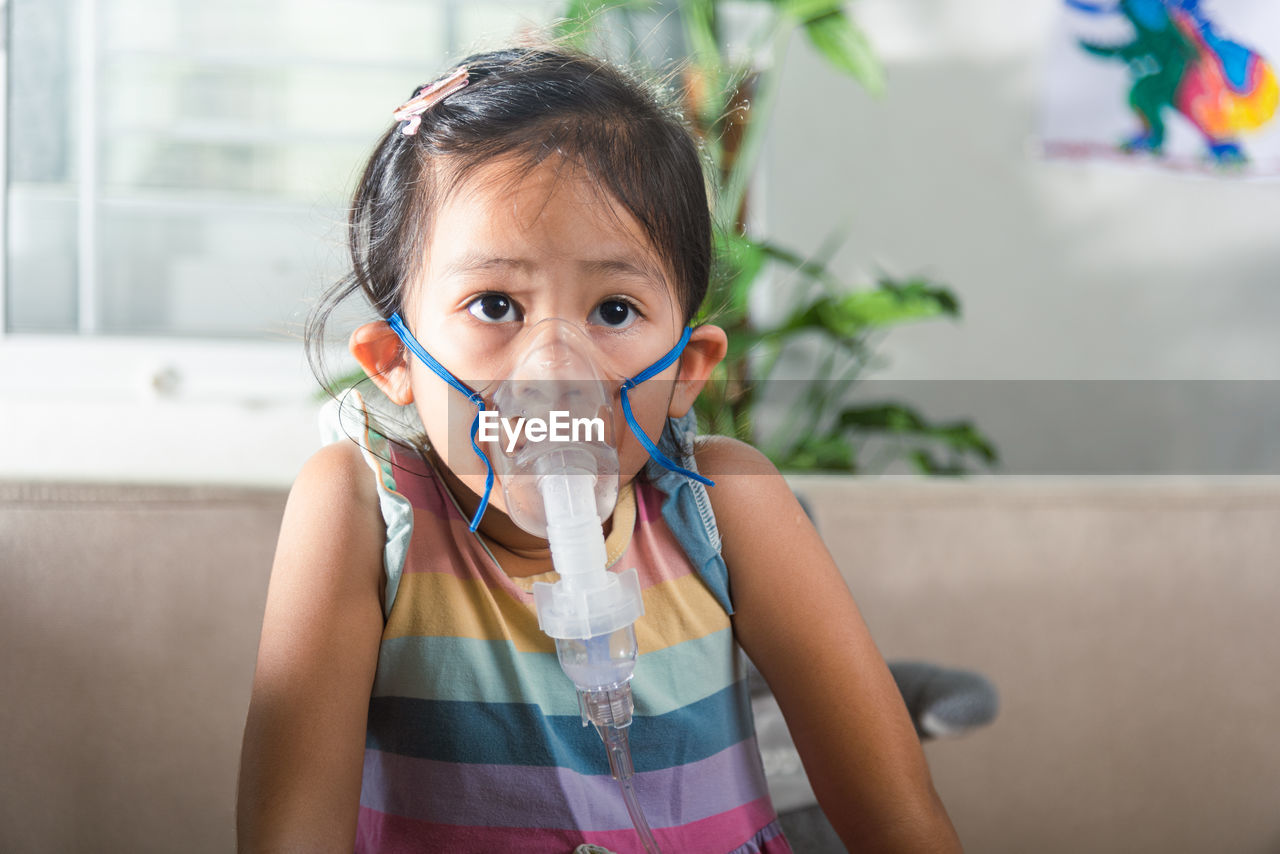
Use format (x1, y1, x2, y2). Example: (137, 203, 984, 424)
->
(391, 156, 719, 538)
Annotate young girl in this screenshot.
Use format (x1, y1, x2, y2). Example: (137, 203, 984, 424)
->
(236, 46, 961, 854)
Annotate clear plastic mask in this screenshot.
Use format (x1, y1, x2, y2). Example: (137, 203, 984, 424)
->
(486, 319, 620, 538)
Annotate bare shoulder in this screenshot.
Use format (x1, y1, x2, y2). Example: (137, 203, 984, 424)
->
(692, 433, 776, 475)
(290, 439, 380, 514)
(691, 435, 807, 537)
(690, 436, 822, 617)
(273, 439, 387, 600)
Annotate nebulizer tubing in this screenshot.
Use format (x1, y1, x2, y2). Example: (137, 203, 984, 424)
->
(598, 715, 662, 854)
(533, 461, 663, 854)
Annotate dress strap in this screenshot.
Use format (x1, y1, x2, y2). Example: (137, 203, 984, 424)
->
(644, 410, 734, 615)
(318, 389, 414, 618)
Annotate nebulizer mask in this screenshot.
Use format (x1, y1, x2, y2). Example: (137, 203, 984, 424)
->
(387, 312, 710, 854)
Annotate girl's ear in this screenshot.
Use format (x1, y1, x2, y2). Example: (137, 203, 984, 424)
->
(668, 324, 728, 418)
(349, 321, 415, 405)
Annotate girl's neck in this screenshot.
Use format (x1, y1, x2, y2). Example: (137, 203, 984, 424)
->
(427, 449, 615, 578)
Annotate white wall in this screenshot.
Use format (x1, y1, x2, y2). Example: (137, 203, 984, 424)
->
(760, 1, 1280, 475)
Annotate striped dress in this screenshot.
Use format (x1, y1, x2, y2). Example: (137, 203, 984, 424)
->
(352, 441, 791, 854)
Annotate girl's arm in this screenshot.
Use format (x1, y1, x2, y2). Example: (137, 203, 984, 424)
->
(237, 441, 387, 853)
(698, 437, 964, 853)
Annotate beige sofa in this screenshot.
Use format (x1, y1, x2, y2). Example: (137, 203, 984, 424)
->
(2, 477, 1278, 853)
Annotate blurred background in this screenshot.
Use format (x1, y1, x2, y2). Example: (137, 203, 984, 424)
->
(3, 0, 1278, 482)
(2, 1, 1279, 852)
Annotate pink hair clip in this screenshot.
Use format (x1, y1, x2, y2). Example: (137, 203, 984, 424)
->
(392, 66, 470, 136)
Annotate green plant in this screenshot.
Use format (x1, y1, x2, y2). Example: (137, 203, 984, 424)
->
(557, 0, 997, 474)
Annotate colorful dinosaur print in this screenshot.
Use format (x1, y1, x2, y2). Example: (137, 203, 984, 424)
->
(1067, 0, 1277, 163)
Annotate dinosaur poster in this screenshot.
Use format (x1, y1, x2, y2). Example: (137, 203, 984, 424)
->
(1042, 0, 1280, 174)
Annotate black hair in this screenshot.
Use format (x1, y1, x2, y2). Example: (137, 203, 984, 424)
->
(306, 45, 713, 399)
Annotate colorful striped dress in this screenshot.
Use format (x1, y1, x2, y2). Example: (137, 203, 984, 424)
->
(349, 435, 791, 853)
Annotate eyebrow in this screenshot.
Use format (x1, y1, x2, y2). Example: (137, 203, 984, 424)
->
(438, 254, 531, 279)
(441, 254, 670, 294)
(582, 258, 670, 294)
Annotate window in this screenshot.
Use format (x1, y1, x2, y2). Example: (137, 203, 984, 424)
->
(1, 0, 556, 483)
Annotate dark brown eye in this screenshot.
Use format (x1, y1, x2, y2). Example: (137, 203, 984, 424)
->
(468, 293, 518, 323)
(593, 299, 636, 328)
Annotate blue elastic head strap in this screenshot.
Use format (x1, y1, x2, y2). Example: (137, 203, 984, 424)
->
(386, 313, 712, 531)
(388, 312, 493, 531)
(619, 325, 715, 489)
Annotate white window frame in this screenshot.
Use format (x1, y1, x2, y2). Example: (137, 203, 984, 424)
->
(0, 0, 569, 486)
(0, 0, 327, 486)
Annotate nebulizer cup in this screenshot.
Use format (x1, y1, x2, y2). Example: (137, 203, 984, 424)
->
(487, 318, 660, 852)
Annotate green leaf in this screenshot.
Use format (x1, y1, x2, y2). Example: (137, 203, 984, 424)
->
(776, 434, 856, 472)
(757, 241, 845, 292)
(802, 10, 883, 94)
(837, 404, 1000, 467)
(555, 0, 660, 48)
(723, 328, 767, 363)
(553, 0, 609, 47)
(710, 228, 767, 319)
(837, 403, 926, 432)
(682, 0, 722, 64)
(680, 0, 730, 128)
(779, 277, 960, 338)
(874, 275, 961, 317)
(694, 368, 754, 440)
(908, 449, 968, 476)
(778, 0, 844, 23)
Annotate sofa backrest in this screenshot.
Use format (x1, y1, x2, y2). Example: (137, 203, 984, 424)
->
(1, 482, 284, 854)
(3, 477, 1279, 853)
